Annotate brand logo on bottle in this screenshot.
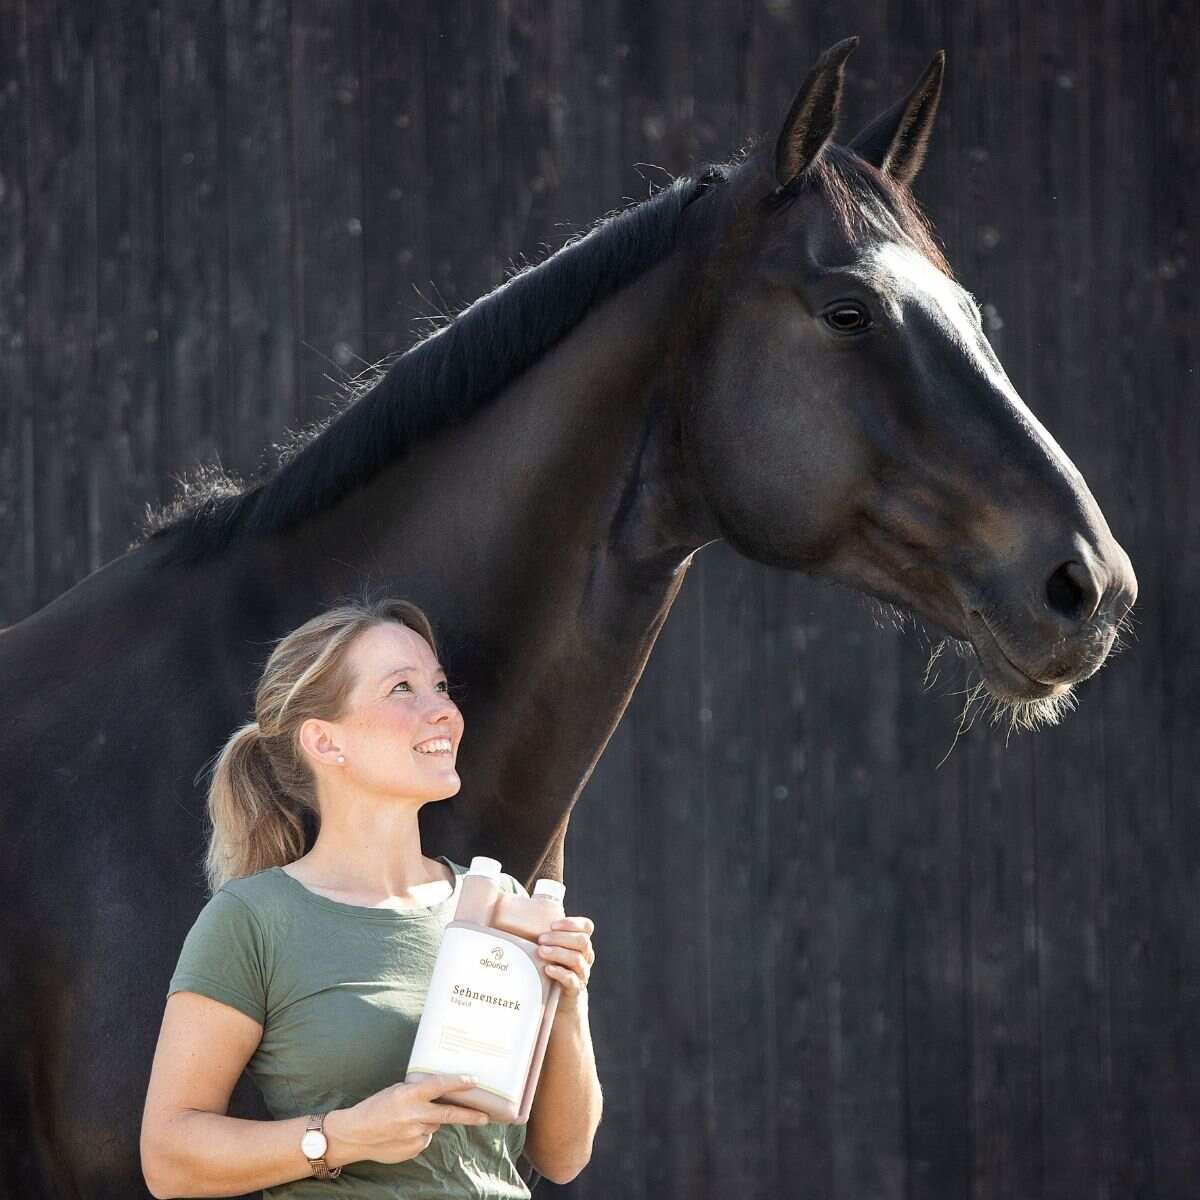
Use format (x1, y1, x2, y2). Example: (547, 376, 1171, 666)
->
(479, 945, 509, 970)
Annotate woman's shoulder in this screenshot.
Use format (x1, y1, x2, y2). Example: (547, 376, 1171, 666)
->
(221, 863, 284, 894)
(214, 865, 294, 922)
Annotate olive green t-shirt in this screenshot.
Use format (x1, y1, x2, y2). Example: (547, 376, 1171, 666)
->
(166, 856, 532, 1199)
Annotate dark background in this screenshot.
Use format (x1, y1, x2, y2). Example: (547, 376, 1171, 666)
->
(1, 2, 1196, 1197)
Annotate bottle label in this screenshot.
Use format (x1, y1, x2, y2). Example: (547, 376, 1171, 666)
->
(407, 925, 544, 1104)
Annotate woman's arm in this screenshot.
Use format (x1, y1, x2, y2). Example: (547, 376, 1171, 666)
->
(144, 1107, 358, 1199)
(143, 991, 484, 1197)
(141, 991, 357, 1197)
(522, 916, 602, 1184)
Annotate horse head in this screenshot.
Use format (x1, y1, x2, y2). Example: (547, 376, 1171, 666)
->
(671, 37, 1137, 726)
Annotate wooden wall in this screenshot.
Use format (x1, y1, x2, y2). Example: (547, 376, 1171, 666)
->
(1, 2, 1195, 1196)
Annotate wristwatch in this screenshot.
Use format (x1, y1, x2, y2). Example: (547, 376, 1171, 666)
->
(300, 1112, 342, 1180)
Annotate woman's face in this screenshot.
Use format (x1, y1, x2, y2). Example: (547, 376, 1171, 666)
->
(311, 621, 464, 803)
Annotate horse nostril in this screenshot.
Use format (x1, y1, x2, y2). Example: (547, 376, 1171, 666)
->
(1045, 559, 1101, 625)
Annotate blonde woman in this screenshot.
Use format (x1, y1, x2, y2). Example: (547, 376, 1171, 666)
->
(140, 597, 600, 1198)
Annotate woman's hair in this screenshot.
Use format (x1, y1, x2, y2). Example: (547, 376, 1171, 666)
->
(200, 595, 441, 895)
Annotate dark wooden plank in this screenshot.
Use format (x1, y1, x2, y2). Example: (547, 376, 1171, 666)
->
(1026, 3, 1115, 1196)
(578, 0, 625, 208)
(895, 634, 973, 1200)
(92, 1, 164, 564)
(757, 570, 810, 1200)
(696, 544, 774, 1197)
(491, 3, 559, 287)
(24, 1, 94, 607)
(1094, 1, 1199, 1195)
(361, 0, 430, 368)
(1034, 716, 1108, 1200)
(158, 0, 228, 480)
(547, 0, 606, 245)
(1150, 0, 1200, 1190)
(815, 589, 908, 1200)
(224, 0, 294, 474)
(418, 3, 500, 322)
(763, 568, 837, 1196)
(965, 738, 1042, 1200)
(0, 0, 31, 623)
(630, 573, 712, 1199)
(569, 671, 650, 1200)
(289, 0, 364, 419)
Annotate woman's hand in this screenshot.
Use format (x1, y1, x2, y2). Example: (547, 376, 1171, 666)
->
(536, 915, 595, 1014)
(326, 1074, 491, 1166)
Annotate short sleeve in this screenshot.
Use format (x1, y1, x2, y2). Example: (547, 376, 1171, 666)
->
(167, 888, 267, 1026)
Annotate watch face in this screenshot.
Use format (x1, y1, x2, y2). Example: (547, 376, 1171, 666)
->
(300, 1129, 328, 1159)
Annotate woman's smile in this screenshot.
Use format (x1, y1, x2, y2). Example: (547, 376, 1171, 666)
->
(413, 735, 454, 758)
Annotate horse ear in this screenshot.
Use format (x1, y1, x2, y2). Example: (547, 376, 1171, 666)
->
(848, 50, 945, 188)
(774, 36, 860, 192)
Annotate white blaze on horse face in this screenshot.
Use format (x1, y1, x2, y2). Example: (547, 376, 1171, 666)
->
(856, 241, 1083, 486)
(861, 240, 984, 350)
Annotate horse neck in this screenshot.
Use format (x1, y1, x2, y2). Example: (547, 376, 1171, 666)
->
(278, 246, 708, 606)
(251, 246, 711, 875)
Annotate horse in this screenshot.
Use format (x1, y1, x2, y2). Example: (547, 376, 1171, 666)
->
(0, 36, 1136, 1198)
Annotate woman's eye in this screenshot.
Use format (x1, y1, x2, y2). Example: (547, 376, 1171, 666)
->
(391, 680, 450, 693)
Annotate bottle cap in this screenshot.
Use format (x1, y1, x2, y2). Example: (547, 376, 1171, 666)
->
(533, 878, 566, 902)
(467, 856, 502, 878)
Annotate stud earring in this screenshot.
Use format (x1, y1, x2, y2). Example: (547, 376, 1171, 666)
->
(336, 755, 345, 764)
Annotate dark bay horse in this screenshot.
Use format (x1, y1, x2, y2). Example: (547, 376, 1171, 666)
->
(0, 37, 1136, 1198)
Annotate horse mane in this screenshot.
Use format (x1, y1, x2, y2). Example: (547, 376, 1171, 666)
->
(134, 136, 951, 568)
(133, 161, 735, 567)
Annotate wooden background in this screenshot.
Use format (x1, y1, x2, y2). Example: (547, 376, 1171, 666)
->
(1, 2, 1196, 1197)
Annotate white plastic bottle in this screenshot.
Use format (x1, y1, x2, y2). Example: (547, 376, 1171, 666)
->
(405, 856, 567, 1123)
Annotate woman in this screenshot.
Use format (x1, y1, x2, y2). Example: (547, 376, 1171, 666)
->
(141, 597, 600, 1198)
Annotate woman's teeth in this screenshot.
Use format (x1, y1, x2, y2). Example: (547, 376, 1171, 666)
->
(414, 738, 453, 756)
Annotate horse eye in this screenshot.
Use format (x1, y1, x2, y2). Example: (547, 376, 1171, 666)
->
(822, 303, 871, 333)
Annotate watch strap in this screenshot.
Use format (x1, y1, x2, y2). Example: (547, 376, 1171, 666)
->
(304, 1112, 342, 1180)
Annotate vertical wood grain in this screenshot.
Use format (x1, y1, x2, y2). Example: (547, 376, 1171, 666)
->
(289, 0, 365, 423)
(158, 0, 228, 479)
(24, 0, 94, 607)
(0, 0, 31, 617)
(224, 0, 294, 477)
(0, 5, 1195, 1197)
(92, 1, 164, 564)
(361, 0, 430, 367)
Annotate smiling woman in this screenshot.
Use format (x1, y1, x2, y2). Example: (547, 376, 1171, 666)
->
(137, 595, 599, 1198)
(196, 595, 462, 895)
